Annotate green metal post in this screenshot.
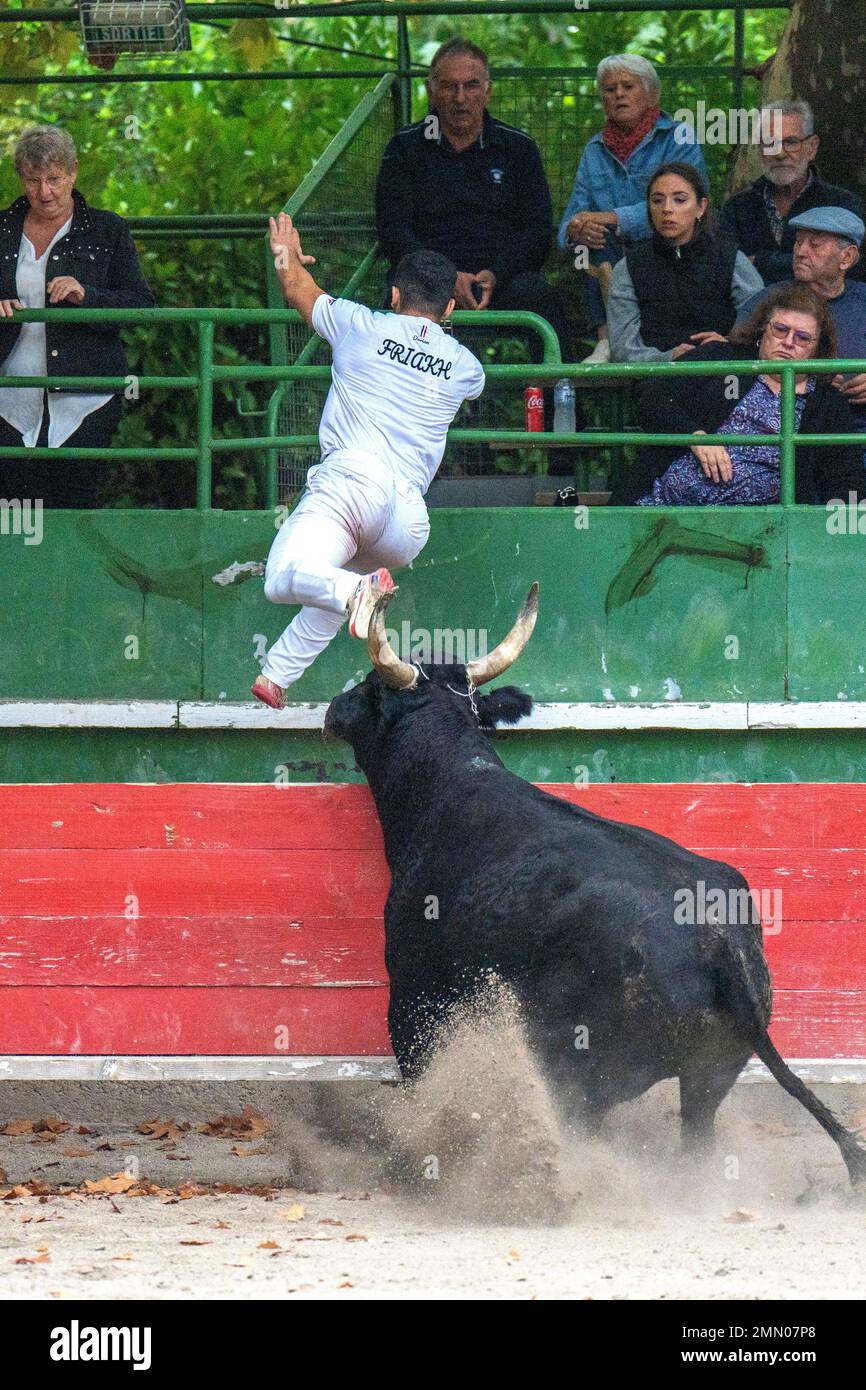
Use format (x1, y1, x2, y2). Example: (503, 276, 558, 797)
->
(197, 322, 215, 511)
(780, 364, 796, 506)
(397, 15, 412, 126)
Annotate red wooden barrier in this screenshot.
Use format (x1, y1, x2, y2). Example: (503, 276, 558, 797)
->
(0, 783, 863, 1059)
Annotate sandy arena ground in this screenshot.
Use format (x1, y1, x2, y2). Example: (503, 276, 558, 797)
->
(2, 1006, 865, 1300)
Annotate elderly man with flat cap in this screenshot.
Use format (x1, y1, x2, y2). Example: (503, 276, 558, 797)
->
(720, 101, 864, 285)
(736, 206, 866, 452)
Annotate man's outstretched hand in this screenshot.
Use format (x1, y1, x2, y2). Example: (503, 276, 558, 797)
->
(269, 213, 316, 275)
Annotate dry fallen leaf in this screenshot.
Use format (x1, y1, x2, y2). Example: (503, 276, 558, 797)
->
(62, 1148, 91, 1159)
(176, 1183, 207, 1200)
(754, 1120, 797, 1138)
(724, 1208, 758, 1223)
(13, 1180, 51, 1197)
(318, 1218, 343, 1227)
(178, 1240, 210, 1246)
(138, 1119, 189, 1143)
(213, 1221, 231, 1230)
(195, 1105, 272, 1141)
(258, 1240, 280, 1250)
(15, 1251, 50, 1264)
(82, 1174, 137, 1195)
(1, 1120, 36, 1137)
(337, 1281, 353, 1289)
(280, 1205, 306, 1223)
(345, 1234, 368, 1243)
(30, 1133, 57, 1145)
(37, 1117, 71, 1135)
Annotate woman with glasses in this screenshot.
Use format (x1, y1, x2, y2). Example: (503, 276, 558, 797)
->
(557, 54, 709, 364)
(0, 124, 153, 507)
(610, 283, 866, 506)
(607, 162, 764, 364)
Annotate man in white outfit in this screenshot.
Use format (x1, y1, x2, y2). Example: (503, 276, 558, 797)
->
(252, 213, 485, 709)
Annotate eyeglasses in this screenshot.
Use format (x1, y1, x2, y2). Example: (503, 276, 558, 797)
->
(759, 135, 812, 154)
(766, 320, 817, 346)
(433, 80, 487, 97)
(21, 172, 70, 191)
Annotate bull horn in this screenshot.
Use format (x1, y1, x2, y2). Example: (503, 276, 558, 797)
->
(368, 592, 418, 690)
(466, 582, 539, 687)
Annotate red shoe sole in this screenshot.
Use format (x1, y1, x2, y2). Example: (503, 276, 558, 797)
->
(251, 678, 284, 710)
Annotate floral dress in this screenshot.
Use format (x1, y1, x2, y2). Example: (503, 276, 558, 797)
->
(637, 376, 814, 505)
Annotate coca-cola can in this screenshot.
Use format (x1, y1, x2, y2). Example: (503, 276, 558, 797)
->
(524, 386, 544, 432)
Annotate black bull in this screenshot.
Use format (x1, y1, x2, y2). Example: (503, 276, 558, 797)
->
(323, 585, 866, 1185)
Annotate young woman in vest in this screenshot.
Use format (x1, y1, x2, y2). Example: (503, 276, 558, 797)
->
(607, 162, 764, 363)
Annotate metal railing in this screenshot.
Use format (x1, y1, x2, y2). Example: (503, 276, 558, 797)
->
(2, 303, 863, 510)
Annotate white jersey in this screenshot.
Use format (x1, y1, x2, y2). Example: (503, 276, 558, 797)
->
(311, 294, 485, 493)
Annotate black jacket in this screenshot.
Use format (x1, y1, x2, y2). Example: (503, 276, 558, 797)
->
(625, 231, 739, 351)
(0, 189, 154, 388)
(719, 168, 863, 284)
(375, 112, 553, 288)
(612, 341, 866, 505)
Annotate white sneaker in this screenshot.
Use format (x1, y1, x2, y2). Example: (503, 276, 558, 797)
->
(346, 567, 397, 640)
(582, 339, 611, 364)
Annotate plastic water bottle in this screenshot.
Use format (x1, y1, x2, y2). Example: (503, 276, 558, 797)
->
(553, 378, 576, 434)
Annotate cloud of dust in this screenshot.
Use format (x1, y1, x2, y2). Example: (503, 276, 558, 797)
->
(274, 979, 860, 1223)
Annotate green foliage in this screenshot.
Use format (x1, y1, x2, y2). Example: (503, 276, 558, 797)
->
(0, 3, 789, 504)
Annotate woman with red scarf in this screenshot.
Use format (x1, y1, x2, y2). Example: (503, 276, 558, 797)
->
(557, 55, 708, 363)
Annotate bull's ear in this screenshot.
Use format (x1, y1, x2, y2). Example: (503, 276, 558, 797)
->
(474, 685, 533, 730)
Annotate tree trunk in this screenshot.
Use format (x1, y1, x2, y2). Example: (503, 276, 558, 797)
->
(729, 0, 866, 198)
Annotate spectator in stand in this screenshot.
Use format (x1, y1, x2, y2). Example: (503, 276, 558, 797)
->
(735, 207, 866, 461)
(610, 283, 865, 506)
(607, 162, 763, 363)
(0, 124, 153, 507)
(720, 101, 863, 285)
(375, 37, 571, 361)
(557, 55, 708, 364)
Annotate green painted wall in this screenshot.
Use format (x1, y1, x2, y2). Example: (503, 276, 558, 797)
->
(2, 727, 866, 786)
(2, 506, 863, 782)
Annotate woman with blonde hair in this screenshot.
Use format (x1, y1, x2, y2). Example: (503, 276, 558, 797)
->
(0, 124, 153, 506)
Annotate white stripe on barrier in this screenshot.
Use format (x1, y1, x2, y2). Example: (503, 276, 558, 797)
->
(1, 699, 866, 731)
(0, 1056, 862, 1083)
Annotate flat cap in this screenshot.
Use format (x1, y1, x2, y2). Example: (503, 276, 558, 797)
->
(789, 205, 865, 245)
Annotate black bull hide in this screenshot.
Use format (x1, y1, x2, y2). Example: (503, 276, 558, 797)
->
(324, 666, 866, 1187)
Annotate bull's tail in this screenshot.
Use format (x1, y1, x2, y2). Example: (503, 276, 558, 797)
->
(715, 930, 866, 1187)
(751, 1029, 866, 1187)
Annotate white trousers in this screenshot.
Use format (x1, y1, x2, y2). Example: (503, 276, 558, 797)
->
(261, 450, 431, 689)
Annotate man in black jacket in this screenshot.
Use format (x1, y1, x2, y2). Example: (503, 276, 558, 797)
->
(375, 38, 570, 359)
(720, 101, 863, 285)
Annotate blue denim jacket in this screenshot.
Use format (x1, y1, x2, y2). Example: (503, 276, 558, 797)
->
(557, 113, 709, 248)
